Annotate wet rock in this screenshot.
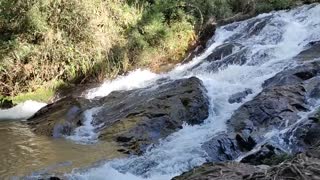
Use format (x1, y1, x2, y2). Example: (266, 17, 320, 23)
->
(27, 97, 94, 137)
(202, 133, 241, 162)
(228, 88, 253, 104)
(96, 77, 209, 154)
(228, 84, 308, 141)
(296, 40, 320, 61)
(28, 77, 209, 155)
(241, 144, 286, 165)
(263, 61, 320, 88)
(204, 59, 320, 163)
(192, 43, 248, 72)
(225, 15, 274, 42)
(206, 43, 243, 62)
(283, 113, 320, 153)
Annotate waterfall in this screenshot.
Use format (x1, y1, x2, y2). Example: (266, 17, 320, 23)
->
(66, 4, 320, 180)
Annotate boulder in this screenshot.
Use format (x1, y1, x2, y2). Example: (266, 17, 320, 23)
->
(240, 144, 287, 165)
(202, 133, 241, 162)
(96, 77, 209, 154)
(27, 77, 209, 155)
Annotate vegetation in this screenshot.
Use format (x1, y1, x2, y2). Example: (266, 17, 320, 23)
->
(0, 0, 317, 103)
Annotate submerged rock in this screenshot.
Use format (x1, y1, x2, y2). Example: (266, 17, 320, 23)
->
(27, 77, 209, 154)
(228, 88, 253, 104)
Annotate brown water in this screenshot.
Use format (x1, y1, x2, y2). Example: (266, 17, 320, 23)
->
(0, 120, 123, 179)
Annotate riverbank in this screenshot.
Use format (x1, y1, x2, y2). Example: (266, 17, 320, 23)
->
(1, 0, 318, 107)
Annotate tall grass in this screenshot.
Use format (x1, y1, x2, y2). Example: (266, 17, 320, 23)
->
(0, 0, 314, 101)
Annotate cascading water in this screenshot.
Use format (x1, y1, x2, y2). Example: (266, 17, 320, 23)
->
(63, 4, 320, 180)
(0, 101, 46, 120)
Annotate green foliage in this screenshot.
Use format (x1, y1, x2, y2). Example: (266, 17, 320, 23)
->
(256, 0, 297, 13)
(0, 0, 311, 100)
(11, 87, 54, 104)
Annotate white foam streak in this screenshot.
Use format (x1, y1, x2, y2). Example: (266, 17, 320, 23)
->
(86, 69, 159, 99)
(0, 101, 46, 120)
(67, 107, 101, 143)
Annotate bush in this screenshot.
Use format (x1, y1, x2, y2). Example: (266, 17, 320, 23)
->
(0, 0, 310, 100)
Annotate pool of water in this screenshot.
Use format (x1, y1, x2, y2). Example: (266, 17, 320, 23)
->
(0, 120, 123, 179)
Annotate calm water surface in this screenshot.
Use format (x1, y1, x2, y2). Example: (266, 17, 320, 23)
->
(0, 120, 122, 179)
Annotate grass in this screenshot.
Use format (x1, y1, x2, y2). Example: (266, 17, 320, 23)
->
(0, 0, 316, 102)
(11, 88, 54, 104)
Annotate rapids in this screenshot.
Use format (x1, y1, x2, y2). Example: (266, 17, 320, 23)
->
(0, 3, 320, 180)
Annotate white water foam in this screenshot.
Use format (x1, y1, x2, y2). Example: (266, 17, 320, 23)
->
(65, 4, 320, 180)
(0, 101, 47, 120)
(67, 107, 102, 143)
(86, 69, 159, 99)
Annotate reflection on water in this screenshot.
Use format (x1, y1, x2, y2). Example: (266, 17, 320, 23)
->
(0, 121, 123, 179)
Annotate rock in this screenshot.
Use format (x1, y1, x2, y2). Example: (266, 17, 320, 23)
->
(245, 153, 320, 180)
(206, 43, 243, 62)
(172, 162, 261, 180)
(27, 97, 94, 137)
(192, 43, 248, 72)
(174, 144, 320, 180)
(228, 89, 253, 104)
(96, 77, 209, 154)
(27, 77, 209, 155)
(202, 133, 241, 162)
(240, 144, 286, 165)
(296, 41, 320, 61)
(203, 59, 320, 163)
(282, 112, 320, 153)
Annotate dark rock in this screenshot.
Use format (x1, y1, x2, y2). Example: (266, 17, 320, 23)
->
(263, 61, 320, 88)
(228, 85, 308, 137)
(206, 43, 243, 62)
(225, 15, 274, 42)
(202, 133, 241, 162)
(192, 43, 248, 72)
(96, 77, 209, 154)
(241, 144, 286, 165)
(27, 97, 94, 137)
(235, 134, 257, 151)
(283, 113, 320, 153)
(28, 77, 209, 155)
(296, 40, 320, 61)
(228, 88, 253, 104)
(204, 60, 320, 164)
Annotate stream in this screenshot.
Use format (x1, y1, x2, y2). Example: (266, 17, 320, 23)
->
(0, 4, 320, 180)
